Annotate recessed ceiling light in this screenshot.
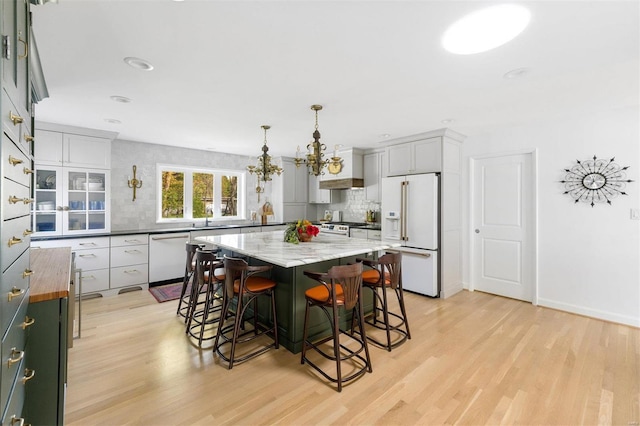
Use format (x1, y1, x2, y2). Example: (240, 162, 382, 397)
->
(441, 118, 455, 125)
(104, 118, 121, 124)
(503, 67, 531, 79)
(110, 95, 132, 103)
(123, 57, 154, 71)
(442, 4, 531, 55)
(379, 133, 391, 138)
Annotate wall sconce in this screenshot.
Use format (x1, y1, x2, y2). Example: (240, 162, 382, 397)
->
(127, 165, 142, 201)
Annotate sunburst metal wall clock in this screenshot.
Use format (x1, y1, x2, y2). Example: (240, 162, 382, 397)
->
(560, 155, 633, 207)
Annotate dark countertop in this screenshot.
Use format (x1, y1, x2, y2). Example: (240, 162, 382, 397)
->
(31, 222, 287, 241)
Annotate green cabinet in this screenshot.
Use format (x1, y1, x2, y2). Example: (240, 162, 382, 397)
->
(23, 298, 68, 426)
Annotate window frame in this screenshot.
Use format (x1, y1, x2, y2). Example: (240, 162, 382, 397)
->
(156, 164, 245, 223)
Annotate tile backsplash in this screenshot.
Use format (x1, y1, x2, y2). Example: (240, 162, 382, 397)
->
(326, 188, 380, 223)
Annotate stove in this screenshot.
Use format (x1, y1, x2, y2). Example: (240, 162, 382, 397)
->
(319, 222, 369, 237)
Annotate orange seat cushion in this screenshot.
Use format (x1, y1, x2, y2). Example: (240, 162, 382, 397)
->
(362, 269, 391, 286)
(233, 276, 276, 293)
(305, 283, 344, 304)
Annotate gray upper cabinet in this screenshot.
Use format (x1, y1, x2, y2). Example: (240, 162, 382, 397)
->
(386, 137, 441, 176)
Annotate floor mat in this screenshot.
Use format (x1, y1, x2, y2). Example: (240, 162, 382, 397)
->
(149, 282, 186, 303)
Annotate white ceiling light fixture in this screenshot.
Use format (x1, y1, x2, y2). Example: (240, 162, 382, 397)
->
(123, 56, 154, 71)
(442, 4, 531, 55)
(503, 67, 531, 79)
(110, 95, 132, 103)
(441, 118, 455, 125)
(104, 118, 121, 124)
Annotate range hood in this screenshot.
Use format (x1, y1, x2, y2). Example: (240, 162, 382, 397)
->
(319, 148, 364, 190)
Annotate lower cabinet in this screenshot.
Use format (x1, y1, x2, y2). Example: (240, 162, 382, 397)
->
(110, 234, 149, 289)
(23, 297, 68, 426)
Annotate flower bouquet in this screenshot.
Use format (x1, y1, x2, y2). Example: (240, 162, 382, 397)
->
(284, 219, 320, 244)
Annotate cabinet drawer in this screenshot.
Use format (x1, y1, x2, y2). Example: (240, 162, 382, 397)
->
(1, 252, 30, 335)
(0, 358, 26, 426)
(77, 268, 109, 295)
(367, 230, 381, 240)
(1, 89, 22, 150)
(110, 265, 148, 289)
(3, 134, 31, 186)
(2, 178, 31, 220)
(32, 236, 110, 251)
(111, 245, 148, 268)
(0, 294, 29, 417)
(350, 229, 367, 239)
(1, 215, 31, 273)
(75, 247, 109, 271)
(111, 234, 149, 247)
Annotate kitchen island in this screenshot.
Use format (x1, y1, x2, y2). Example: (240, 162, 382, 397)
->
(195, 230, 400, 353)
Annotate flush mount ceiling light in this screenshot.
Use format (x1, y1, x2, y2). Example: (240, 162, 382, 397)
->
(442, 4, 531, 54)
(503, 67, 531, 79)
(104, 118, 121, 124)
(110, 95, 132, 103)
(441, 118, 456, 125)
(123, 56, 154, 71)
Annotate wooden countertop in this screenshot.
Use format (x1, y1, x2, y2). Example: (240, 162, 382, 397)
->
(29, 247, 72, 303)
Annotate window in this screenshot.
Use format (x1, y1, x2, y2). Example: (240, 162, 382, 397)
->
(157, 165, 244, 222)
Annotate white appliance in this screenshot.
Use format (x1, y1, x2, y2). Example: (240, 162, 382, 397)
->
(319, 222, 350, 237)
(381, 173, 439, 297)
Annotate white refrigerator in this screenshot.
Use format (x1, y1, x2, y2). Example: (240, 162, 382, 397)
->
(381, 173, 439, 297)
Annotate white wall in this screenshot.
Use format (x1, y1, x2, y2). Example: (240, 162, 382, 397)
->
(110, 139, 274, 231)
(461, 106, 640, 327)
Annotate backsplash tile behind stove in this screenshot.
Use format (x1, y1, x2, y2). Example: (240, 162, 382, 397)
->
(328, 189, 380, 223)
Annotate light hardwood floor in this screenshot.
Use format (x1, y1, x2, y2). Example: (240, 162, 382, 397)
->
(64, 288, 639, 425)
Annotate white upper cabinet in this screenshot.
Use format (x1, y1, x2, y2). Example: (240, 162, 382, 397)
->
(35, 128, 112, 169)
(386, 137, 441, 176)
(281, 158, 308, 203)
(364, 151, 385, 202)
(308, 174, 331, 204)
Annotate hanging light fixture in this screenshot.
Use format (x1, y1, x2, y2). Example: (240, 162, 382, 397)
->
(294, 104, 342, 176)
(247, 125, 283, 200)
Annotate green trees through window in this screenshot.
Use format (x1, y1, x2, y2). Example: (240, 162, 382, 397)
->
(159, 166, 242, 222)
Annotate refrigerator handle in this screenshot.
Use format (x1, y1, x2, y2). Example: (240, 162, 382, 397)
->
(401, 181, 408, 241)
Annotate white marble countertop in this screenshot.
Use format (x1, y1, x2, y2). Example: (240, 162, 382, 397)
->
(195, 230, 401, 268)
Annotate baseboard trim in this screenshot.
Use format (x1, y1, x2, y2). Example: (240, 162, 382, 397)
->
(537, 297, 640, 328)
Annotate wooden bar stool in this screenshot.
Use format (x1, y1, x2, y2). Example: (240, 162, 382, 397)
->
(186, 249, 225, 346)
(176, 242, 205, 319)
(213, 256, 278, 369)
(301, 262, 372, 392)
(356, 252, 411, 351)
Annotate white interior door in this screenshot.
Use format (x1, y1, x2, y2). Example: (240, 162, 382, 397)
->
(472, 153, 534, 302)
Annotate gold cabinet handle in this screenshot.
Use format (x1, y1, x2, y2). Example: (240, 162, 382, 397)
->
(124, 249, 141, 254)
(24, 135, 34, 143)
(23, 167, 33, 175)
(21, 368, 35, 384)
(124, 269, 140, 274)
(8, 195, 21, 204)
(23, 198, 33, 205)
(22, 269, 33, 278)
(78, 253, 96, 258)
(8, 236, 22, 247)
(7, 348, 24, 367)
(23, 229, 33, 237)
(9, 111, 23, 126)
(21, 316, 35, 329)
(8, 155, 23, 166)
(8, 287, 25, 301)
(10, 415, 24, 426)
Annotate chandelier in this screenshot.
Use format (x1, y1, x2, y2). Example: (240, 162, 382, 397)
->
(294, 104, 342, 176)
(247, 125, 283, 199)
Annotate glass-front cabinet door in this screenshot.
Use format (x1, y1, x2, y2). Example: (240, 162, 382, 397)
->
(34, 166, 63, 234)
(33, 166, 110, 236)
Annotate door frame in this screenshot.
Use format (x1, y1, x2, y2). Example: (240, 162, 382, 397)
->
(468, 149, 539, 305)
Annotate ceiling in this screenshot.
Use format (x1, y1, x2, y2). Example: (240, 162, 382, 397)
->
(30, 1, 639, 158)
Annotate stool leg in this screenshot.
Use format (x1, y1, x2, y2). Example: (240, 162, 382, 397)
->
(301, 300, 311, 364)
(397, 287, 411, 340)
(332, 303, 342, 392)
(382, 286, 392, 351)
